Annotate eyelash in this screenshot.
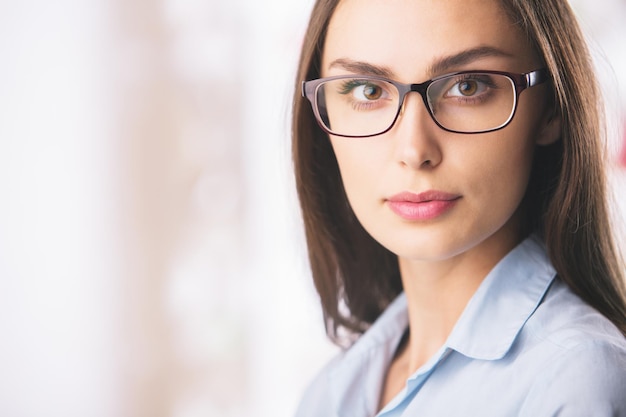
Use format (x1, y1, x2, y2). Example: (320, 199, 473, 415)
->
(338, 80, 383, 97)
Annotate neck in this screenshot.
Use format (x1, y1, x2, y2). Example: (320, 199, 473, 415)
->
(397, 223, 525, 373)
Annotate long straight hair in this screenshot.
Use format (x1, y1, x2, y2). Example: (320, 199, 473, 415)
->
(292, 0, 626, 345)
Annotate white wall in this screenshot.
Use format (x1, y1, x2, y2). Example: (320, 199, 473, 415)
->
(0, 1, 121, 416)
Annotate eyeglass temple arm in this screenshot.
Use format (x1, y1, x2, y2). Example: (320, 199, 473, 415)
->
(301, 81, 314, 99)
(526, 68, 549, 87)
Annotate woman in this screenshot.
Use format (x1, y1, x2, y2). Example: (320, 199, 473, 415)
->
(292, 0, 626, 415)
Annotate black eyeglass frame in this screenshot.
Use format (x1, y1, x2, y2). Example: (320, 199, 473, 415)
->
(302, 69, 549, 137)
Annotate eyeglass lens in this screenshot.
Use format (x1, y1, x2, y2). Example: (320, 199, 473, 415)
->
(315, 73, 517, 136)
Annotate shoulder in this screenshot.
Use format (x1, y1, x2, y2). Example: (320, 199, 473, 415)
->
(518, 338, 626, 416)
(526, 277, 626, 349)
(518, 278, 626, 416)
(293, 352, 343, 417)
(294, 294, 408, 417)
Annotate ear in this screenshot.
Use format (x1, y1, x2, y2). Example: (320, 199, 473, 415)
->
(535, 110, 562, 146)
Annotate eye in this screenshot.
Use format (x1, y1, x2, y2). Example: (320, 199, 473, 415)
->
(446, 77, 490, 98)
(358, 83, 383, 100)
(457, 80, 478, 96)
(339, 79, 389, 101)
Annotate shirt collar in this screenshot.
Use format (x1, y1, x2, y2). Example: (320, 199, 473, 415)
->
(446, 235, 556, 360)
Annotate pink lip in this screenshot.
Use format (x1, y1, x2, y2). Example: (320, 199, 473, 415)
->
(386, 191, 461, 221)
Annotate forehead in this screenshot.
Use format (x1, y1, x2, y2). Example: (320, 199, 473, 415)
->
(322, 0, 539, 80)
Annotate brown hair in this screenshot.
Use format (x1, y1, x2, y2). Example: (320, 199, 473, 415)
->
(292, 0, 626, 345)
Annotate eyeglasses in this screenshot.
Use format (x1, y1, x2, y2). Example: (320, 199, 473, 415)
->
(302, 69, 548, 137)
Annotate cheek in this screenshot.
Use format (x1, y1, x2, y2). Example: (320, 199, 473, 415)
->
(463, 131, 537, 214)
(330, 138, 387, 199)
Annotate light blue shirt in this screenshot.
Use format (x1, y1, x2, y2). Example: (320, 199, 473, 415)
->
(295, 236, 626, 417)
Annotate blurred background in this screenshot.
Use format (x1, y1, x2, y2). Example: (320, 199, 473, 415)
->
(0, 1, 624, 416)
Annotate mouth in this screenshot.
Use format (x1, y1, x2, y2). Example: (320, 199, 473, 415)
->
(386, 190, 461, 221)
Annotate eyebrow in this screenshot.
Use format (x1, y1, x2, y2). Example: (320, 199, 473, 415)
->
(427, 46, 514, 76)
(327, 58, 395, 78)
(327, 46, 513, 79)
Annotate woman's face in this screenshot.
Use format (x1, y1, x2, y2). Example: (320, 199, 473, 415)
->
(321, 0, 559, 264)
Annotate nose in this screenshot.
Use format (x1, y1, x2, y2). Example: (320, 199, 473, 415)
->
(391, 92, 443, 170)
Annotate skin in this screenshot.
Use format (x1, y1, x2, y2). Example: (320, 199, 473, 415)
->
(321, 0, 561, 410)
